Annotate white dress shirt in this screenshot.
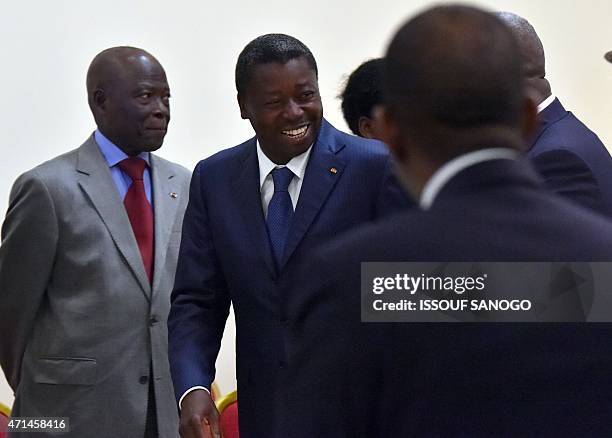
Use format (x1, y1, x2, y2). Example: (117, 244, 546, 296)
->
(257, 140, 313, 217)
(537, 94, 556, 114)
(420, 148, 519, 210)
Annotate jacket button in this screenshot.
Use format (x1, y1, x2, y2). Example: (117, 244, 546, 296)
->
(149, 315, 159, 326)
(139, 375, 149, 384)
(278, 361, 287, 369)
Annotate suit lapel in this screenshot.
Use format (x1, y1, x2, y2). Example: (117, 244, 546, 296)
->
(529, 98, 567, 150)
(232, 139, 277, 277)
(280, 121, 346, 269)
(76, 136, 152, 299)
(150, 155, 180, 295)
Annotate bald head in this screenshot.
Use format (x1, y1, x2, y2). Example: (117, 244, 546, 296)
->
(87, 47, 165, 112)
(381, 5, 536, 196)
(497, 12, 552, 104)
(87, 46, 170, 156)
(386, 6, 524, 134)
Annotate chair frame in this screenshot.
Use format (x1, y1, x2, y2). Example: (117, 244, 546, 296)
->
(211, 381, 222, 401)
(0, 402, 10, 417)
(215, 390, 237, 413)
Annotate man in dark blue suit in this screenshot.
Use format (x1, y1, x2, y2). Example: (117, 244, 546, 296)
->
(289, 5, 612, 436)
(498, 12, 612, 216)
(168, 34, 409, 437)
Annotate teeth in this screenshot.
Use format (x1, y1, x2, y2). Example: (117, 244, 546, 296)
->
(282, 125, 308, 138)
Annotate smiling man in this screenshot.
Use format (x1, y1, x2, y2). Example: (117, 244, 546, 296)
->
(168, 34, 410, 437)
(0, 47, 191, 437)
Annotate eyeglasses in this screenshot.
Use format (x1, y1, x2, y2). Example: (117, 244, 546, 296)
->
(605, 51, 612, 63)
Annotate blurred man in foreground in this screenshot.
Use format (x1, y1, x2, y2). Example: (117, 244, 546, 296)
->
(289, 5, 612, 436)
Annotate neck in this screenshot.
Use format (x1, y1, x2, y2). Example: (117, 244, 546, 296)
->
(399, 125, 525, 198)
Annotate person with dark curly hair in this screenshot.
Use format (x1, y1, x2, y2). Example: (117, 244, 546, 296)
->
(340, 58, 385, 139)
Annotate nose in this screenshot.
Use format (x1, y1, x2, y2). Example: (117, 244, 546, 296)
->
(151, 96, 170, 119)
(283, 99, 304, 120)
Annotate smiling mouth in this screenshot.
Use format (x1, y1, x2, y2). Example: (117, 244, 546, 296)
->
(281, 124, 309, 139)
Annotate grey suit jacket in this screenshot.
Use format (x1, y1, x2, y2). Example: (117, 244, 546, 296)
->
(0, 135, 190, 437)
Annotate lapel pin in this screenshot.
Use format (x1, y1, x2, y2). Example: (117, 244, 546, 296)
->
(169, 192, 178, 199)
(330, 167, 338, 174)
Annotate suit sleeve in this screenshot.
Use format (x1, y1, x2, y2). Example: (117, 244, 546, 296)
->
(168, 162, 230, 403)
(0, 171, 58, 391)
(374, 155, 415, 217)
(530, 150, 601, 213)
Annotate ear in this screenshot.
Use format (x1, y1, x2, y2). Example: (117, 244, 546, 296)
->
(237, 93, 249, 120)
(92, 88, 106, 110)
(358, 116, 375, 139)
(373, 106, 404, 160)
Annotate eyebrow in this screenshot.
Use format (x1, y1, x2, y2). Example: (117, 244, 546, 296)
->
(135, 81, 170, 90)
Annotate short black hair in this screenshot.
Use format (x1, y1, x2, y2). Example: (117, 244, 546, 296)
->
(235, 33, 318, 96)
(385, 5, 523, 130)
(340, 58, 385, 135)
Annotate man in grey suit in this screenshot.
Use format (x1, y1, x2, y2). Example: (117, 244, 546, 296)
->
(0, 47, 190, 437)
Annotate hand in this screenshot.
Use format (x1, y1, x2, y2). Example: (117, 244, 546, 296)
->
(179, 389, 221, 438)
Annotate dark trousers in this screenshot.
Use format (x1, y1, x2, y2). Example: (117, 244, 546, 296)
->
(144, 366, 158, 438)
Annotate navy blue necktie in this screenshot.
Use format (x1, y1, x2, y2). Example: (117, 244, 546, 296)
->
(267, 167, 295, 269)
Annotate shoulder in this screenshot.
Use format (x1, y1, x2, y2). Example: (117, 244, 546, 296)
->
(12, 146, 81, 193)
(194, 138, 255, 175)
(535, 111, 605, 155)
(326, 121, 390, 160)
(317, 121, 391, 182)
(7, 147, 83, 213)
(151, 154, 191, 181)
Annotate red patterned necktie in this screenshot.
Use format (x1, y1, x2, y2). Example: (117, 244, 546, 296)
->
(118, 157, 154, 283)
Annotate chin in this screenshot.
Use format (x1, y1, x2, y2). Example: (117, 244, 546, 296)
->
(141, 135, 166, 151)
(294, 141, 312, 156)
(277, 140, 309, 163)
(140, 141, 164, 152)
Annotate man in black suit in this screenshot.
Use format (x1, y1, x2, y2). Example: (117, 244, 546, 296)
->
(498, 12, 612, 216)
(288, 5, 612, 436)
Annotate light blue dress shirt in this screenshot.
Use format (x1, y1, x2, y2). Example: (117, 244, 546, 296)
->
(94, 130, 153, 204)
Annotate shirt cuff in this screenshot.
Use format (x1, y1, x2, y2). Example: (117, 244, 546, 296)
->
(179, 386, 210, 410)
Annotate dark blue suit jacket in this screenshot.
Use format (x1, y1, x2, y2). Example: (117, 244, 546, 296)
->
(289, 156, 612, 437)
(168, 119, 410, 436)
(529, 98, 612, 216)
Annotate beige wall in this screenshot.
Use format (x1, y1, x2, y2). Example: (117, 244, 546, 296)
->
(1, 0, 611, 406)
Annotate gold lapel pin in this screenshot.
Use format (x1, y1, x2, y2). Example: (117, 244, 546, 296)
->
(330, 167, 338, 174)
(169, 192, 178, 199)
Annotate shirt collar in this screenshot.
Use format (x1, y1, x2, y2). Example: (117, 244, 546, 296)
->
(94, 129, 150, 168)
(537, 94, 556, 113)
(256, 140, 313, 189)
(420, 148, 519, 210)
